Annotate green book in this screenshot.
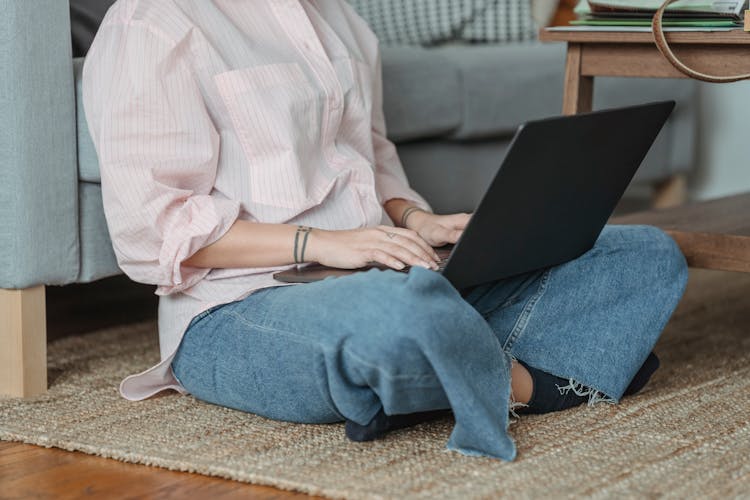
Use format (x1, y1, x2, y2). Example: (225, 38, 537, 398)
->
(576, 0, 747, 19)
(571, 18, 738, 27)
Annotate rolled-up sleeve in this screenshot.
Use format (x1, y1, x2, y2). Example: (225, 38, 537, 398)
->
(369, 50, 432, 213)
(82, 23, 241, 295)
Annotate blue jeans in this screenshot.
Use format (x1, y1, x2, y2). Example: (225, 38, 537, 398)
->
(171, 225, 688, 461)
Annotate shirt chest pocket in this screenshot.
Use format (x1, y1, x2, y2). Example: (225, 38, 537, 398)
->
(214, 63, 335, 218)
(348, 59, 374, 117)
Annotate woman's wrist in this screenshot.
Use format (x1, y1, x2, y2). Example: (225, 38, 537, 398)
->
(400, 206, 422, 228)
(384, 198, 431, 231)
(403, 208, 431, 232)
(301, 227, 329, 264)
(293, 226, 313, 264)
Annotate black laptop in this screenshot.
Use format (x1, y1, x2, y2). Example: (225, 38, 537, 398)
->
(274, 101, 675, 290)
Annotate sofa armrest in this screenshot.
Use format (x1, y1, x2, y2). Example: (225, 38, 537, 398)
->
(0, 0, 80, 289)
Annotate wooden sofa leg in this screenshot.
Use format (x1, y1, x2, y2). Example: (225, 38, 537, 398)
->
(652, 174, 688, 209)
(0, 286, 47, 397)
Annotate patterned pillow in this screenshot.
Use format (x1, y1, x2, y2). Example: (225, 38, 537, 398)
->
(347, 0, 537, 46)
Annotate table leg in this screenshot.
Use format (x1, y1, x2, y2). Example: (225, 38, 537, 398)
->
(563, 43, 594, 115)
(652, 174, 688, 208)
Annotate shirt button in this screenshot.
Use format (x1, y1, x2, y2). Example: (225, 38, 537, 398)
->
(329, 97, 341, 110)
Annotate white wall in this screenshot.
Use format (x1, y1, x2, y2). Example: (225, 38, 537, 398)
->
(691, 81, 750, 200)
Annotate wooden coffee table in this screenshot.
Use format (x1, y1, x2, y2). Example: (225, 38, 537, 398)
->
(538, 29, 750, 115)
(539, 28, 750, 273)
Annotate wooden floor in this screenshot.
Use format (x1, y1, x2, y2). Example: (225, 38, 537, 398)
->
(0, 442, 316, 499)
(3, 275, 316, 499)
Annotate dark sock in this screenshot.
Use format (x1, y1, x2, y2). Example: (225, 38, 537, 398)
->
(516, 351, 660, 414)
(515, 360, 589, 415)
(344, 408, 451, 442)
(624, 352, 660, 396)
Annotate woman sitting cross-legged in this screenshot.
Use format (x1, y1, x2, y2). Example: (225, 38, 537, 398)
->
(82, 0, 688, 461)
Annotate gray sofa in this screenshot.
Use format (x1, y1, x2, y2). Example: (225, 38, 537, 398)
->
(0, 1, 696, 397)
(381, 44, 696, 214)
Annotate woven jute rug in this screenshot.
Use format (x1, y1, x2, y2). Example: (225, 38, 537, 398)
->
(2, 269, 750, 498)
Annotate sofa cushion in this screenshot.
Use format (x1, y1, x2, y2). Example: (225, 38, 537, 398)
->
(383, 42, 571, 142)
(440, 43, 568, 139)
(74, 58, 101, 183)
(381, 46, 463, 142)
(78, 181, 120, 282)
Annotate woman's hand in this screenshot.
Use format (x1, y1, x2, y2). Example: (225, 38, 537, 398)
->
(307, 226, 441, 271)
(404, 211, 472, 247)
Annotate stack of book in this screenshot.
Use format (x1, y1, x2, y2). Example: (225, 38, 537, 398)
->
(568, 0, 748, 31)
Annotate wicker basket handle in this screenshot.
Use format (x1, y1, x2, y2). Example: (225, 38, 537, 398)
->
(652, 0, 750, 83)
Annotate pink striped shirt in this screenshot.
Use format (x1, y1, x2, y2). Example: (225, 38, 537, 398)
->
(83, 0, 430, 401)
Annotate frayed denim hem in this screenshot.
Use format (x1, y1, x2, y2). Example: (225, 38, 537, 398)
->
(555, 378, 617, 407)
(445, 441, 518, 461)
